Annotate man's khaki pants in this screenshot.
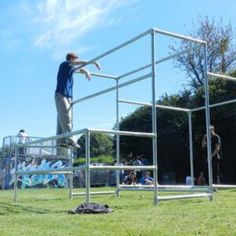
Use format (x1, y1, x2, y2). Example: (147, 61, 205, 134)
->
(55, 93, 76, 152)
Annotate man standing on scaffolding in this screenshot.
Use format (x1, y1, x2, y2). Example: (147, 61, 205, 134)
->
(55, 52, 101, 150)
(201, 125, 222, 184)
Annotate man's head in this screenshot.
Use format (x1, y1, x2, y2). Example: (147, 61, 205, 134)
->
(210, 125, 215, 135)
(66, 52, 78, 61)
(145, 171, 151, 177)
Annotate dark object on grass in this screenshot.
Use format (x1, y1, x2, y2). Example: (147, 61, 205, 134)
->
(68, 203, 113, 214)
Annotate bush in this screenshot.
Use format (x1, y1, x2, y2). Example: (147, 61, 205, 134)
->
(73, 155, 114, 166)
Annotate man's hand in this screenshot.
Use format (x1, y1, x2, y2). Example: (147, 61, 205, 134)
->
(94, 62, 101, 70)
(216, 153, 221, 160)
(80, 68, 91, 80)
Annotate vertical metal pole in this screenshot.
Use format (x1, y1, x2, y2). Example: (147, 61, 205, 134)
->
(10, 136, 13, 155)
(40, 141, 42, 159)
(203, 44, 213, 199)
(13, 145, 18, 203)
(151, 29, 158, 205)
(116, 78, 121, 197)
(85, 130, 91, 203)
(68, 147, 73, 199)
(188, 111, 194, 185)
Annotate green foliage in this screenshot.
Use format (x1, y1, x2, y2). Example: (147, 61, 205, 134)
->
(73, 155, 114, 166)
(77, 133, 113, 158)
(171, 17, 236, 89)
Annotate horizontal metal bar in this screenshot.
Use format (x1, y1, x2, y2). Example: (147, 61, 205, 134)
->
(213, 184, 236, 189)
(191, 98, 236, 112)
(16, 145, 55, 148)
(119, 184, 210, 190)
(75, 29, 152, 70)
(119, 99, 190, 112)
(158, 193, 212, 201)
(15, 129, 87, 146)
(89, 165, 156, 170)
(119, 186, 210, 193)
(16, 170, 73, 175)
(16, 166, 87, 175)
(13, 155, 71, 160)
(208, 72, 236, 82)
(119, 186, 154, 191)
(75, 71, 118, 80)
(15, 165, 156, 175)
(118, 45, 201, 80)
(154, 28, 206, 44)
(87, 128, 155, 138)
(158, 187, 210, 193)
(72, 73, 152, 105)
(118, 64, 151, 80)
(157, 184, 209, 189)
(72, 191, 116, 196)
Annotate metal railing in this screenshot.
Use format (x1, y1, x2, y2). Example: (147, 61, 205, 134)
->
(11, 28, 218, 204)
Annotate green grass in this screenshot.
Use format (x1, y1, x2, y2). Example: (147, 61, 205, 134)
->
(0, 188, 236, 236)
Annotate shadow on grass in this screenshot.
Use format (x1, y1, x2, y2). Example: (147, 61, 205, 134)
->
(0, 202, 64, 215)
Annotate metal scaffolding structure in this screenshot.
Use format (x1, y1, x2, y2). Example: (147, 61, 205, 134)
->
(13, 27, 236, 204)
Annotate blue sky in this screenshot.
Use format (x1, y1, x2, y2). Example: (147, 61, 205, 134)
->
(0, 0, 235, 142)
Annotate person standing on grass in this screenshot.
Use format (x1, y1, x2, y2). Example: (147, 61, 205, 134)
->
(201, 125, 222, 184)
(55, 52, 101, 149)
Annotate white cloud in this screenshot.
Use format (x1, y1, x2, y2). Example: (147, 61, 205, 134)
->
(1, 0, 136, 59)
(16, 0, 132, 53)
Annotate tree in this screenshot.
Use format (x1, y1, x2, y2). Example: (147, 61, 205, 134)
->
(77, 133, 113, 157)
(118, 70, 236, 183)
(171, 17, 236, 89)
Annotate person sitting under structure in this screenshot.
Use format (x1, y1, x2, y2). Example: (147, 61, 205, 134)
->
(124, 171, 137, 185)
(140, 171, 154, 185)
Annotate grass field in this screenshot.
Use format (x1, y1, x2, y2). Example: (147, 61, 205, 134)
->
(0, 188, 236, 236)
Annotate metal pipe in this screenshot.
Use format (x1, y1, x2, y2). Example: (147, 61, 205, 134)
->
(188, 112, 194, 185)
(16, 145, 57, 148)
(120, 184, 210, 189)
(15, 165, 155, 175)
(151, 29, 158, 206)
(75, 71, 118, 80)
(115, 78, 120, 197)
(72, 191, 116, 196)
(72, 73, 152, 105)
(118, 45, 201, 80)
(89, 165, 155, 170)
(16, 166, 86, 175)
(119, 186, 210, 192)
(208, 72, 236, 82)
(15, 129, 87, 146)
(154, 28, 206, 44)
(158, 193, 212, 201)
(159, 184, 204, 189)
(85, 130, 91, 204)
(74, 29, 152, 70)
(87, 128, 154, 138)
(203, 45, 214, 199)
(213, 184, 236, 189)
(68, 149, 73, 199)
(118, 64, 152, 80)
(17, 129, 156, 148)
(119, 99, 191, 112)
(16, 170, 73, 175)
(191, 98, 236, 112)
(13, 149, 18, 203)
